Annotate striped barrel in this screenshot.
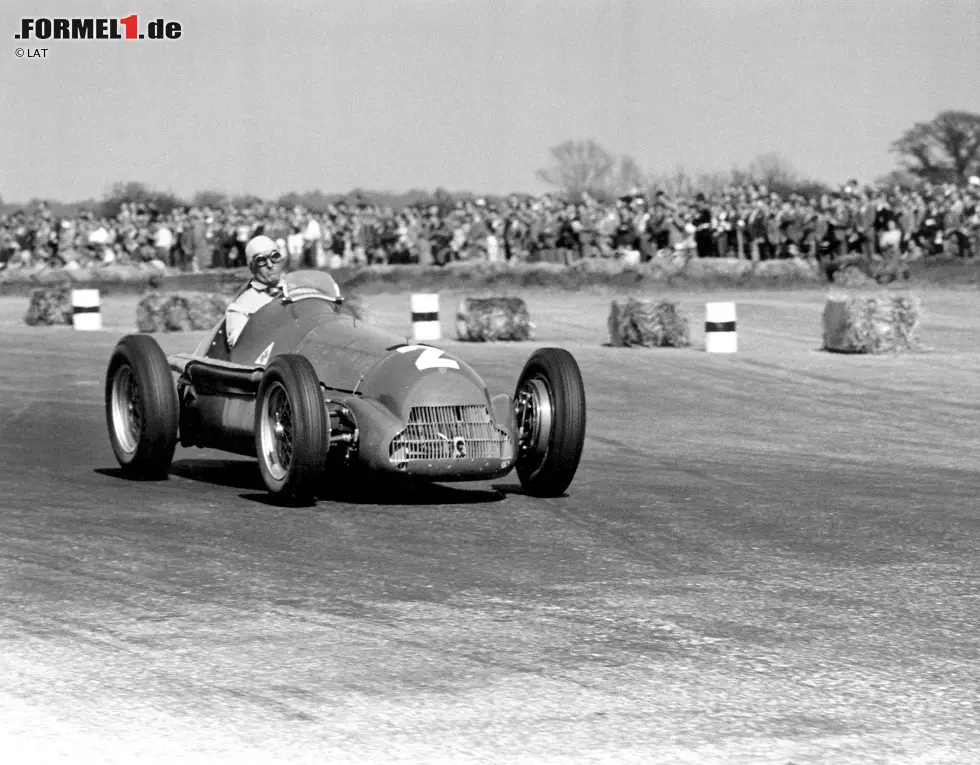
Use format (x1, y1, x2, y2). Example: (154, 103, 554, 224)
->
(71, 289, 102, 331)
(705, 301, 736, 353)
(411, 293, 441, 341)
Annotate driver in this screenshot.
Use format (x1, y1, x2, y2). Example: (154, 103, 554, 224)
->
(225, 235, 286, 348)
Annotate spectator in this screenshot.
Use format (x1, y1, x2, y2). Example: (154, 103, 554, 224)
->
(185, 210, 210, 272)
(286, 225, 305, 269)
(302, 210, 323, 268)
(879, 218, 902, 255)
(6, 175, 980, 276)
(153, 218, 175, 265)
(692, 194, 713, 258)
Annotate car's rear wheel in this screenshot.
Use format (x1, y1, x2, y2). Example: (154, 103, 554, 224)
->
(105, 334, 179, 479)
(254, 354, 329, 504)
(514, 348, 586, 497)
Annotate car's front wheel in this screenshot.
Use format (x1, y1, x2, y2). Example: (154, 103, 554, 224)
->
(254, 354, 329, 504)
(513, 347, 587, 497)
(105, 334, 179, 479)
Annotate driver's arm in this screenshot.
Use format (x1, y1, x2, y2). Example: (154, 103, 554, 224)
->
(225, 308, 249, 348)
(225, 282, 279, 347)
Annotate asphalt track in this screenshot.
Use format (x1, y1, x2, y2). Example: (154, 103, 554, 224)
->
(1, 288, 980, 764)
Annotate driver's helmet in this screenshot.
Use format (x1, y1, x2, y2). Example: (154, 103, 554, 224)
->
(244, 235, 281, 266)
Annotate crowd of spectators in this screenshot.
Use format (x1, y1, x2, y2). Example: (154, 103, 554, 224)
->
(2, 177, 979, 274)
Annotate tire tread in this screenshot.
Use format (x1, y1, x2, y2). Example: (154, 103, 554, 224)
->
(104, 334, 179, 479)
(254, 354, 328, 503)
(515, 347, 586, 497)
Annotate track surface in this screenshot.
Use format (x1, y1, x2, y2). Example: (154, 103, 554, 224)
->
(1, 289, 980, 763)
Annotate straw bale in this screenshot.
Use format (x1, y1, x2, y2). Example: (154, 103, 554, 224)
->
(456, 296, 533, 341)
(822, 292, 922, 354)
(24, 285, 74, 326)
(63, 268, 95, 282)
(443, 261, 512, 278)
(136, 291, 229, 333)
(753, 257, 823, 283)
(608, 298, 691, 348)
(683, 257, 754, 280)
(830, 255, 909, 287)
(136, 291, 164, 332)
(867, 257, 911, 285)
(567, 258, 627, 275)
(33, 269, 73, 285)
(832, 265, 878, 288)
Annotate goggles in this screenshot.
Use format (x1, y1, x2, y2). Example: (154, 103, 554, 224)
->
(252, 250, 283, 268)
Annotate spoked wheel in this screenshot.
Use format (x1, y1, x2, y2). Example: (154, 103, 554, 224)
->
(258, 381, 295, 482)
(514, 348, 587, 497)
(515, 376, 554, 471)
(111, 365, 143, 454)
(254, 355, 329, 504)
(104, 334, 179, 479)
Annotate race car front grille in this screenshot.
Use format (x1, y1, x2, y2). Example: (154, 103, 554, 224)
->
(389, 405, 507, 463)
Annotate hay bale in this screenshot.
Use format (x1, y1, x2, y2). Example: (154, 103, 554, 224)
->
(63, 268, 95, 283)
(683, 257, 754, 280)
(456, 296, 533, 341)
(867, 257, 911, 284)
(608, 298, 691, 348)
(136, 291, 229, 333)
(567, 258, 627, 275)
(24, 285, 73, 326)
(135, 291, 164, 331)
(33, 269, 73, 285)
(642, 257, 686, 279)
(831, 262, 878, 288)
(822, 293, 922, 354)
(753, 257, 823, 283)
(444, 260, 511, 276)
(830, 253, 910, 286)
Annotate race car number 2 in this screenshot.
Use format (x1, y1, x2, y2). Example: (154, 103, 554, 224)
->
(396, 345, 460, 371)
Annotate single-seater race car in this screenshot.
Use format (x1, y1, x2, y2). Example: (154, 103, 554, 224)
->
(104, 270, 586, 503)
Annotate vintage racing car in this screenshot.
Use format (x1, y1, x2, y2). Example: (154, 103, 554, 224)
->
(104, 270, 586, 503)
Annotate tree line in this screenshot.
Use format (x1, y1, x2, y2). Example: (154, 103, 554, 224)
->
(3, 109, 977, 217)
(537, 110, 980, 200)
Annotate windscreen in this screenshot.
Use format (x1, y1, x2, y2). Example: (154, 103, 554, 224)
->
(283, 269, 342, 299)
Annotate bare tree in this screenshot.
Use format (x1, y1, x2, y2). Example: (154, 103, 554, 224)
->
(100, 181, 185, 218)
(230, 193, 264, 208)
(891, 110, 980, 183)
(873, 168, 922, 190)
(649, 166, 696, 198)
(729, 165, 754, 188)
(613, 154, 648, 195)
(192, 190, 228, 208)
(747, 152, 798, 189)
(694, 170, 735, 197)
(537, 139, 616, 198)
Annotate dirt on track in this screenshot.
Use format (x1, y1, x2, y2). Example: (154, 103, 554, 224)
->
(0, 288, 979, 764)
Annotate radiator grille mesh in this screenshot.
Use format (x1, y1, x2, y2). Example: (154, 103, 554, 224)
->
(389, 405, 506, 463)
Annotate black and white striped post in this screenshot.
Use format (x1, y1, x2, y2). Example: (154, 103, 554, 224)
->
(411, 293, 441, 342)
(71, 288, 102, 331)
(705, 301, 736, 353)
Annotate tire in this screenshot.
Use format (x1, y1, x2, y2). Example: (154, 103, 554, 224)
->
(254, 354, 329, 503)
(105, 334, 179, 479)
(513, 347, 587, 497)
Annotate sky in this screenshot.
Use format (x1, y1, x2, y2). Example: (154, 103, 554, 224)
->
(1, 0, 978, 203)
